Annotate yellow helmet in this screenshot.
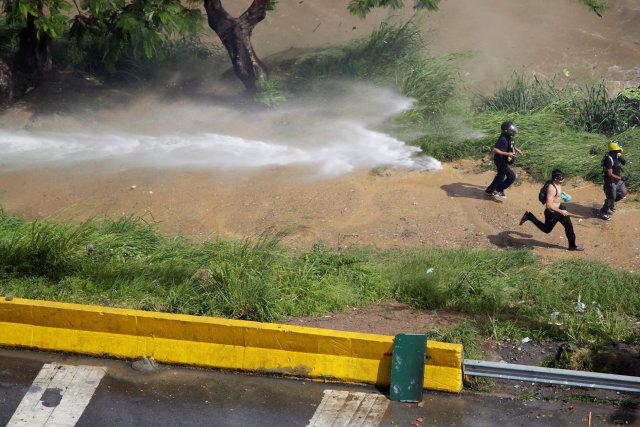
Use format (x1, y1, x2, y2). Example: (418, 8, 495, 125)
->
(608, 141, 623, 152)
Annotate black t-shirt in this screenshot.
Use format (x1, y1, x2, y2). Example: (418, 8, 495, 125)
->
(493, 134, 513, 166)
(603, 153, 625, 182)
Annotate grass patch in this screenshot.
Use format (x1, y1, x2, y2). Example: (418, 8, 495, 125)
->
(471, 76, 640, 190)
(277, 20, 458, 116)
(0, 214, 389, 322)
(569, 83, 640, 135)
(562, 394, 625, 406)
(486, 316, 548, 342)
(2, 211, 640, 379)
(3, 212, 639, 345)
(425, 319, 494, 391)
(517, 391, 537, 401)
(475, 71, 565, 114)
(384, 247, 537, 313)
(470, 110, 639, 190)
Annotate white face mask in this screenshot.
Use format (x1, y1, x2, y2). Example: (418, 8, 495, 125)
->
(617, 152, 622, 158)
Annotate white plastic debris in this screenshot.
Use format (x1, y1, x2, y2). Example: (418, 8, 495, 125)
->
(576, 294, 585, 313)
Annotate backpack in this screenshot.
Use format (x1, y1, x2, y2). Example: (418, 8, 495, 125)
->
(538, 180, 557, 204)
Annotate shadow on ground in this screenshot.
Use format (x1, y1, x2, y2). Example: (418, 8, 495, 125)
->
(441, 182, 493, 200)
(565, 202, 600, 219)
(487, 230, 565, 250)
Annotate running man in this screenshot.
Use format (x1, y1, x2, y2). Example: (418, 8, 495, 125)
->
(519, 169, 584, 251)
(485, 121, 524, 199)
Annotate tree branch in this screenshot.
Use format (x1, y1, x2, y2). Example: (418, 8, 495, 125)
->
(240, 0, 268, 27)
(203, 0, 233, 35)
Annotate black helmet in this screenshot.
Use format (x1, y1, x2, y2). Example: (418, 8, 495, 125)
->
(551, 169, 565, 182)
(500, 121, 517, 136)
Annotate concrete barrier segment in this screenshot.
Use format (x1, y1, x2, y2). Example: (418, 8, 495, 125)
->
(0, 297, 463, 392)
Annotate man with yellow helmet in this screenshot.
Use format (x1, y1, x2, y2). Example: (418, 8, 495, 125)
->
(600, 141, 627, 220)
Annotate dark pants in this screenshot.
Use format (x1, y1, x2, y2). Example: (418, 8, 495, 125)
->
(486, 163, 516, 193)
(524, 207, 577, 249)
(601, 181, 628, 213)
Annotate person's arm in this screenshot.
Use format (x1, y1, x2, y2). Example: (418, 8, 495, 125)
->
(491, 138, 515, 158)
(606, 167, 622, 181)
(514, 146, 524, 156)
(491, 147, 515, 157)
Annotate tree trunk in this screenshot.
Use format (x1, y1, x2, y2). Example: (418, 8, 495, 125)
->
(204, 0, 268, 91)
(0, 56, 13, 107)
(14, 5, 52, 77)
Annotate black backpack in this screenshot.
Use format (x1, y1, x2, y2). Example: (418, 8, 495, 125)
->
(538, 180, 557, 204)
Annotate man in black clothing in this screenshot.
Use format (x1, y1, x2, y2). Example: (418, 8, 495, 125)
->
(485, 121, 524, 198)
(600, 141, 628, 220)
(519, 169, 584, 251)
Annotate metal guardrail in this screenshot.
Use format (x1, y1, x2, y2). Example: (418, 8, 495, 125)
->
(463, 359, 640, 393)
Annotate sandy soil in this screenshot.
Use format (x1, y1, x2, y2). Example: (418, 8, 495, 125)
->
(1, 160, 638, 270)
(1, 0, 640, 356)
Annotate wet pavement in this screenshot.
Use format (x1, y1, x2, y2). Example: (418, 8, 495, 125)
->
(0, 348, 637, 426)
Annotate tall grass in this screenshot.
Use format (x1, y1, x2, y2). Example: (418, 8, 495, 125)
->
(475, 74, 640, 135)
(0, 217, 95, 278)
(474, 111, 604, 177)
(569, 83, 640, 135)
(384, 247, 537, 313)
(471, 74, 639, 190)
(278, 21, 458, 115)
(377, 246, 640, 345)
(0, 213, 388, 322)
(475, 72, 564, 114)
(471, 109, 639, 191)
(390, 114, 486, 161)
(2, 212, 640, 346)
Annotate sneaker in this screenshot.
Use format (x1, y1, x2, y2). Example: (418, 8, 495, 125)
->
(495, 191, 506, 198)
(519, 212, 529, 226)
(568, 245, 585, 252)
(601, 213, 611, 221)
(485, 190, 496, 197)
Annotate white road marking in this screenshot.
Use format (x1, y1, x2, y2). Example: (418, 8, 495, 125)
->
(8, 362, 106, 427)
(307, 389, 389, 427)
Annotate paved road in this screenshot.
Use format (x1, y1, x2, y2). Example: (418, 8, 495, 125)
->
(0, 348, 636, 426)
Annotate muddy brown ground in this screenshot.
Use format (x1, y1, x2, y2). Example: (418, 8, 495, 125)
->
(1, 160, 638, 270)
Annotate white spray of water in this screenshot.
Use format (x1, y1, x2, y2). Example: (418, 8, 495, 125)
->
(0, 83, 441, 178)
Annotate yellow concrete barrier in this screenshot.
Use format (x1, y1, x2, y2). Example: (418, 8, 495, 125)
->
(0, 297, 463, 392)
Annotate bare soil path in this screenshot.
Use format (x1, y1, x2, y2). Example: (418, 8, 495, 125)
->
(1, 160, 637, 270)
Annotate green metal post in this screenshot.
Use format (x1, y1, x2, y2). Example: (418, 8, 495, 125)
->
(390, 333, 427, 402)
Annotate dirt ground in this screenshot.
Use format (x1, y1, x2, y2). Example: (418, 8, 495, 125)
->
(1, 159, 637, 269)
(1, 0, 640, 383)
